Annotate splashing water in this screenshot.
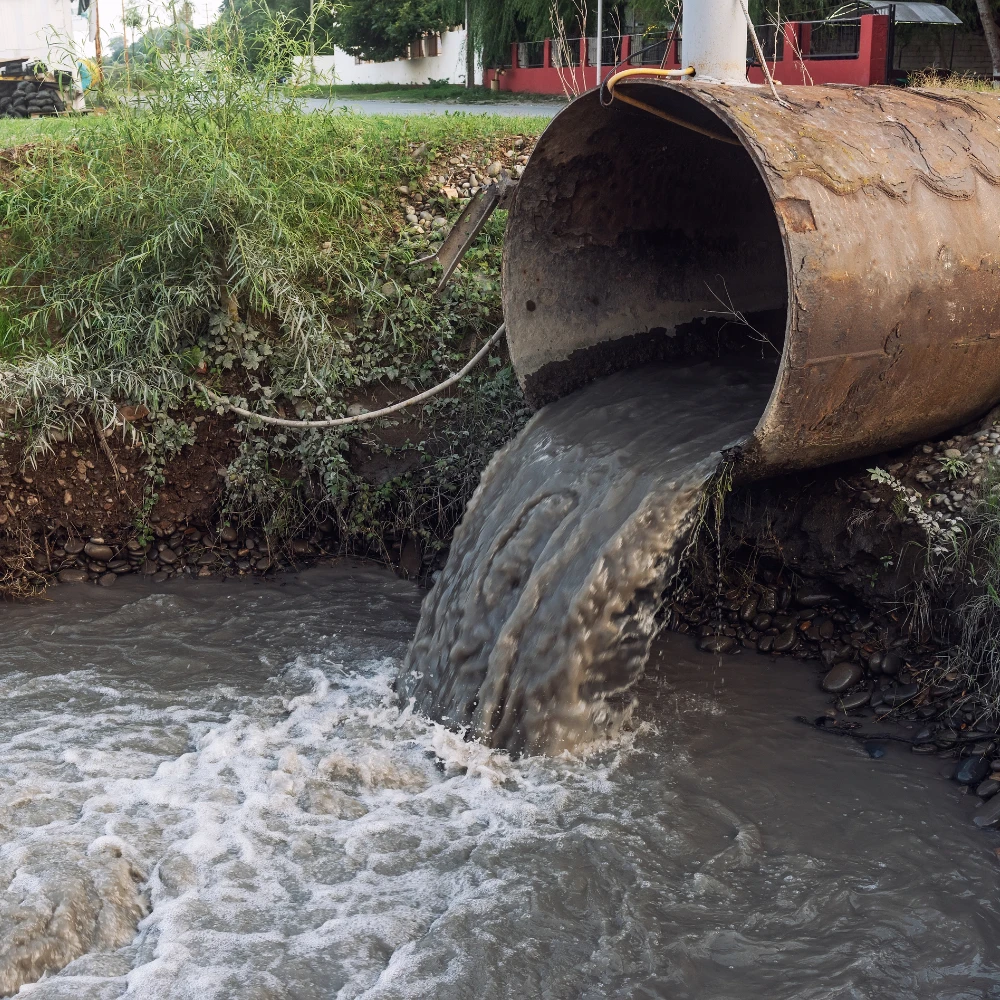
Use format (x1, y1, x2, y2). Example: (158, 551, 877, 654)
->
(398, 362, 774, 753)
(1, 572, 999, 997)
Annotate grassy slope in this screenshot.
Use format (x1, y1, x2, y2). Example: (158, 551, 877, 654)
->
(0, 105, 546, 559)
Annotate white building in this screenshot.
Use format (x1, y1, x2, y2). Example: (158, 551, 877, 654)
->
(0, 0, 79, 71)
(294, 27, 478, 87)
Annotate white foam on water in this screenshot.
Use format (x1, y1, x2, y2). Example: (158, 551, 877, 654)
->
(2, 573, 1000, 1000)
(1, 645, 629, 999)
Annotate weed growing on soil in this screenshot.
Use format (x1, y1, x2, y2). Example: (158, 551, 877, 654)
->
(0, 7, 544, 571)
(907, 70, 999, 92)
(932, 461, 1000, 698)
(869, 466, 965, 557)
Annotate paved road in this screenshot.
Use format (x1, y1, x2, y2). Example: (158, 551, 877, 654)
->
(297, 97, 562, 118)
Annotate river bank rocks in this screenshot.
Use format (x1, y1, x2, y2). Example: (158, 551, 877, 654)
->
(42, 523, 327, 586)
(672, 565, 1000, 830)
(395, 136, 534, 241)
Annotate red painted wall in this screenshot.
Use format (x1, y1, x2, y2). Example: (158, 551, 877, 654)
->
(747, 15, 889, 86)
(485, 15, 889, 93)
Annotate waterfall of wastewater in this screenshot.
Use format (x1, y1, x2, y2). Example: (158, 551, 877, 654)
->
(398, 360, 776, 754)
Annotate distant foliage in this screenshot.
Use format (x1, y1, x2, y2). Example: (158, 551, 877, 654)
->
(333, 0, 465, 62)
(222, 0, 338, 62)
(223, 0, 1000, 72)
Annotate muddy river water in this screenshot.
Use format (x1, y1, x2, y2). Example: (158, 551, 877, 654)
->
(1, 568, 999, 998)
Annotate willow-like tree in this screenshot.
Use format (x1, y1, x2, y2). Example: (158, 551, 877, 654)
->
(331, 1, 677, 67)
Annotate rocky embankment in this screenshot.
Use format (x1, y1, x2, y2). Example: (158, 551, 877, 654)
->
(673, 408, 1000, 829)
(0, 411, 350, 597)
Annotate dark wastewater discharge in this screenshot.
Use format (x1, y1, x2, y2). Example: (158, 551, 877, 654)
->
(6, 362, 1000, 998)
(399, 360, 775, 754)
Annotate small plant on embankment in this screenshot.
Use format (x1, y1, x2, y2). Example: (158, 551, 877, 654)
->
(0, 7, 542, 581)
(859, 428, 1000, 728)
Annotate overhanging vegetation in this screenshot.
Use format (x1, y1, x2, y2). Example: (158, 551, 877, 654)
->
(0, 17, 546, 564)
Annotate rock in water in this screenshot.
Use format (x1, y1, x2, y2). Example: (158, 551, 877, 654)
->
(697, 634, 736, 655)
(954, 756, 991, 786)
(821, 662, 862, 693)
(397, 362, 774, 754)
(974, 795, 1000, 829)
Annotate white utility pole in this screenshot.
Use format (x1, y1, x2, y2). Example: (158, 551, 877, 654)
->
(595, 0, 603, 85)
(309, 0, 316, 84)
(681, 0, 746, 83)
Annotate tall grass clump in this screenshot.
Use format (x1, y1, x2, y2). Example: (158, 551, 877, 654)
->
(0, 3, 534, 459)
(937, 461, 1000, 705)
(907, 69, 1000, 93)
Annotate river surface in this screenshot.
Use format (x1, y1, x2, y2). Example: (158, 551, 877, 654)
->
(1, 568, 999, 998)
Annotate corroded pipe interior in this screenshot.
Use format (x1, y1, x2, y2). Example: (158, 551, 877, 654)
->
(503, 87, 788, 409)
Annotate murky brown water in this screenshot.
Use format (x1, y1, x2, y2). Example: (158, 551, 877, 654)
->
(1, 568, 999, 998)
(400, 362, 774, 754)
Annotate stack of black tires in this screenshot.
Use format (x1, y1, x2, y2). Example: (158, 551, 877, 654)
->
(0, 80, 66, 118)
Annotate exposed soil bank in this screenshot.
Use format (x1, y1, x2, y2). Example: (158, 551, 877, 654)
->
(0, 405, 431, 593)
(2, 384, 992, 612)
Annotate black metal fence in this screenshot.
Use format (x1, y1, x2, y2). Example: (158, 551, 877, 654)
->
(804, 19, 862, 59)
(516, 40, 545, 68)
(551, 37, 582, 67)
(747, 24, 784, 64)
(627, 32, 671, 67)
(517, 13, 871, 73)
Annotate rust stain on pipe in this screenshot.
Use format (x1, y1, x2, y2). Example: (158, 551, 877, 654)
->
(502, 82, 1000, 476)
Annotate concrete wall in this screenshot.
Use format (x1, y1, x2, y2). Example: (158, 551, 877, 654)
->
(0, 0, 76, 70)
(294, 28, 476, 87)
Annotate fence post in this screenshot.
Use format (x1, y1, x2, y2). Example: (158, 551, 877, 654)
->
(543, 37, 552, 69)
(862, 14, 890, 85)
(621, 33, 630, 66)
(511, 42, 518, 69)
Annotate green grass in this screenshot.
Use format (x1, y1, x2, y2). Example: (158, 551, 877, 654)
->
(0, 9, 543, 555)
(0, 116, 92, 146)
(1, 104, 540, 441)
(289, 81, 566, 104)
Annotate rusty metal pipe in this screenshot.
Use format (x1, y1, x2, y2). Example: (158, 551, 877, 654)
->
(502, 82, 1000, 477)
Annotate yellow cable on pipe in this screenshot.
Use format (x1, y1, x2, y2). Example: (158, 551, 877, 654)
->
(603, 67, 742, 146)
(606, 67, 695, 85)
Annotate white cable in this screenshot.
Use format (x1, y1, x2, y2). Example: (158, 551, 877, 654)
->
(201, 323, 506, 430)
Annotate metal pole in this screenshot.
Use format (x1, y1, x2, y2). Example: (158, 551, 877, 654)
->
(309, 0, 316, 84)
(681, 0, 745, 82)
(93, 0, 103, 84)
(596, 0, 603, 85)
(121, 0, 129, 86)
(465, 0, 474, 88)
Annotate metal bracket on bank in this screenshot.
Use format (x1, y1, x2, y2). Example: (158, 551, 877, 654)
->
(416, 171, 518, 294)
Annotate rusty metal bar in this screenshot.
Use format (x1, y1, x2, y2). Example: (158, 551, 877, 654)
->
(417, 172, 518, 293)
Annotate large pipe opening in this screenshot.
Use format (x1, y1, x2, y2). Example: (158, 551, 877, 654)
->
(503, 85, 788, 409)
(506, 83, 1000, 475)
